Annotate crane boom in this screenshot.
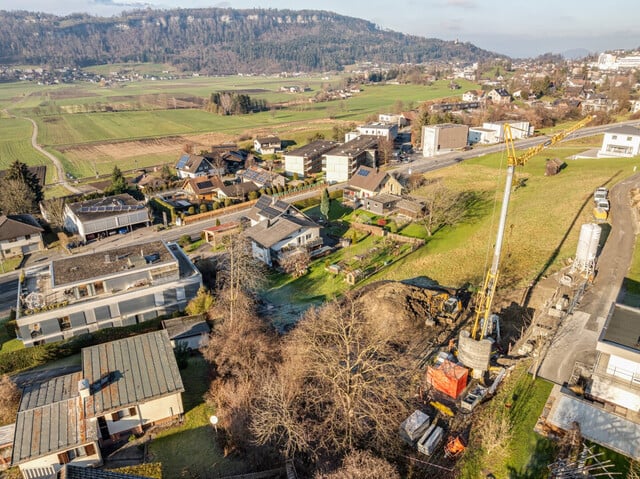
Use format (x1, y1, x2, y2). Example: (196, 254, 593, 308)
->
(470, 116, 594, 340)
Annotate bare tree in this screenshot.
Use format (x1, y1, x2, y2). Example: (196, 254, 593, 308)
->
(314, 450, 400, 479)
(41, 197, 66, 228)
(377, 137, 395, 166)
(0, 374, 20, 425)
(421, 180, 467, 237)
(0, 179, 37, 215)
(251, 297, 411, 457)
(215, 235, 265, 324)
(278, 250, 311, 278)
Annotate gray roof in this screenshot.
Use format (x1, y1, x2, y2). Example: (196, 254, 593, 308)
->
(245, 215, 319, 249)
(12, 397, 98, 465)
(0, 214, 43, 241)
(601, 303, 640, 353)
(51, 240, 174, 287)
(82, 330, 184, 417)
(0, 423, 15, 447)
(19, 372, 82, 412)
(607, 125, 640, 137)
(67, 194, 147, 222)
(367, 193, 401, 205)
(324, 135, 377, 158)
(59, 464, 152, 479)
(284, 140, 338, 159)
(162, 316, 211, 341)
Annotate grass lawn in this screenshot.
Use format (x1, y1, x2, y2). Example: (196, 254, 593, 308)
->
(303, 200, 352, 222)
(622, 235, 640, 307)
(148, 355, 245, 478)
(0, 116, 50, 169)
(0, 255, 23, 273)
(0, 317, 23, 353)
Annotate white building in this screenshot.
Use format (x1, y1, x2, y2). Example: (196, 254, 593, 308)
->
(353, 122, 398, 141)
(0, 215, 44, 259)
(482, 120, 532, 142)
(283, 140, 337, 178)
(63, 194, 150, 242)
(598, 125, 640, 158)
(468, 127, 499, 145)
(15, 240, 202, 347)
(323, 136, 378, 183)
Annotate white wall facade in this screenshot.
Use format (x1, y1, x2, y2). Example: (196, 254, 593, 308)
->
(18, 442, 101, 479)
(598, 132, 640, 158)
(324, 156, 351, 183)
(0, 233, 43, 258)
(468, 128, 498, 145)
(138, 393, 184, 426)
(284, 155, 305, 177)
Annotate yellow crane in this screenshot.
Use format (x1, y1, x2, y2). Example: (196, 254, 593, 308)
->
(469, 116, 594, 342)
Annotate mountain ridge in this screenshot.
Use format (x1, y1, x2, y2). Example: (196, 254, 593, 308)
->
(0, 8, 504, 73)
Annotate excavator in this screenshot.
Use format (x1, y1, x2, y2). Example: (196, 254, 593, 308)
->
(457, 115, 594, 373)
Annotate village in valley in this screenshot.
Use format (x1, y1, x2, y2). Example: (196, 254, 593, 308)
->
(1, 9, 640, 478)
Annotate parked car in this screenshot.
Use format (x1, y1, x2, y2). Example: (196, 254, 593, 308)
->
(594, 187, 608, 202)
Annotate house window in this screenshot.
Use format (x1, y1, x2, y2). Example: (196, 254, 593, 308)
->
(58, 316, 72, 331)
(25, 234, 31, 240)
(612, 135, 617, 140)
(112, 407, 137, 421)
(30, 324, 43, 339)
(627, 136, 633, 141)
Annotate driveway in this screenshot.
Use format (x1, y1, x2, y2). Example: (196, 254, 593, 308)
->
(537, 173, 640, 384)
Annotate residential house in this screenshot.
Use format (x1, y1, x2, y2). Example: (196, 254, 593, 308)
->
(11, 330, 185, 479)
(363, 193, 401, 215)
(162, 315, 210, 351)
(63, 194, 150, 242)
(244, 196, 323, 267)
(181, 176, 225, 202)
(344, 165, 404, 203)
(598, 125, 640, 158)
(487, 88, 512, 104)
(284, 140, 338, 178)
(15, 240, 202, 347)
(0, 214, 44, 259)
(202, 222, 241, 247)
(323, 136, 378, 183)
(421, 124, 469, 157)
(254, 136, 282, 156)
(582, 94, 617, 114)
(136, 174, 170, 194)
(462, 90, 482, 102)
(482, 120, 532, 142)
(216, 181, 260, 200)
(239, 165, 286, 189)
(543, 303, 640, 460)
(468, 127, 499, 145)
(175, 154, 216, 179)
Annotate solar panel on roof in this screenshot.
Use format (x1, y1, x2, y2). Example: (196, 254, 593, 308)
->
(357, 169, 370, 176)
(176, 154, 190, 169)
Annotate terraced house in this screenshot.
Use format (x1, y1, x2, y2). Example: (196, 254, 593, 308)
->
(15, 241, 201, 347)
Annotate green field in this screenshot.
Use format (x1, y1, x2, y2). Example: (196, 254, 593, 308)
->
(0, 116, 49, 170)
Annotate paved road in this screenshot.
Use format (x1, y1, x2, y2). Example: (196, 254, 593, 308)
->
(537, 173, 640, 383)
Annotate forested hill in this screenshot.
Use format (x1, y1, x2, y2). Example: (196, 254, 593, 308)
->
(0, 9, 501, 73)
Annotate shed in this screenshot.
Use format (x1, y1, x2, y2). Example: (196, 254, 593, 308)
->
(426, 359, 468, 399)
(345, 269, 364, 285)
(162, 315, 210, 351)
(0, 423, 14, 471)
(545, 158, 565, 176)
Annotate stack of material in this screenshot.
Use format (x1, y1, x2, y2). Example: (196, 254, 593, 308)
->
(426, 359, 468, 399)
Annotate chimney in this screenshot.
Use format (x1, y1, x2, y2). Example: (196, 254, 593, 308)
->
(104, 254, 110, 264)
(78, 378, 90, 399)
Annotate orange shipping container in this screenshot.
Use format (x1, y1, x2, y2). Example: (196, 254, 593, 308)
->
(426, 360, 468, 399)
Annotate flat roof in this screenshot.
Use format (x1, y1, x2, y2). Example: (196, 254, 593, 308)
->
(51, 240, 174, 287)
(601, 303, 640, 353)
(68, 194, 147, 222)
(82, 330, 184, 417)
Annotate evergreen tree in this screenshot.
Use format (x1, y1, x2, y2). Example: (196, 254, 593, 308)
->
(320, 187, 330, 220)
(108, 166, 127, 195)
(4, 160, 43, 203)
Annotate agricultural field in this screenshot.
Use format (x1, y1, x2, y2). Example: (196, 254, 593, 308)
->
(0, 74, 482, 184)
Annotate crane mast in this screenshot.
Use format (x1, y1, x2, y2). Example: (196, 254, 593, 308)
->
(471, 116, 594, 340)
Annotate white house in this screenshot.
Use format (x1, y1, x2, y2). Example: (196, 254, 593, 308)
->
(421, 124, 469, 157)
(175, 154, 216, 179)
(598, 125, 640, 158)
(63, 194, 150, 242)
(12, 330, 185, 479)
(468, 127, 499, 145)
(378, 113, 407, 127)
(0, 214, 44, 259)
(254, 136, 282, 155)
(354, 123, 398, 141)
(244, 196, 322, 267)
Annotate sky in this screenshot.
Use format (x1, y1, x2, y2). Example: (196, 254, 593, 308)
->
(0, 0, 638, 58)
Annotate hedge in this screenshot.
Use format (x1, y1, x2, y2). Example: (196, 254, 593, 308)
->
(0, 317, 167, 376)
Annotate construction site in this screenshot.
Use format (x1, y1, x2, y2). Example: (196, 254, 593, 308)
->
(385, 118, 640, 477)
